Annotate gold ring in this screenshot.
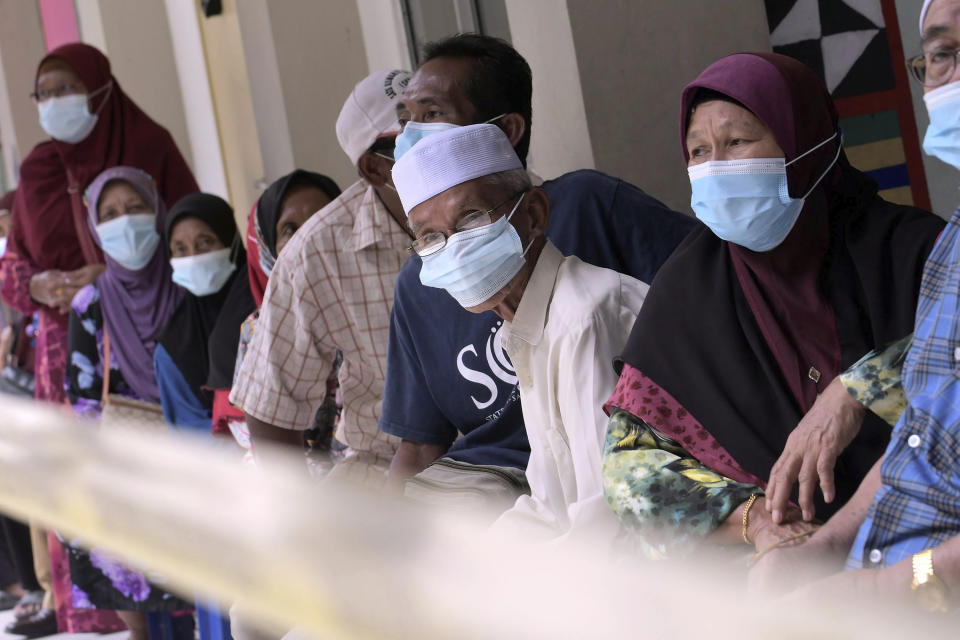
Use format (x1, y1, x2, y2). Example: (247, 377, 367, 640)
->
(55, 288, 63, 296)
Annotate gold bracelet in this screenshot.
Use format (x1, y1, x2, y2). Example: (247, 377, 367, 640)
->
(748, 529, 816, 567)
(741, 493, 761, 545)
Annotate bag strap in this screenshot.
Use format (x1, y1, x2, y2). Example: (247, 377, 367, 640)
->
(65, 167, 104, 265)
(101, 327, 111, 406)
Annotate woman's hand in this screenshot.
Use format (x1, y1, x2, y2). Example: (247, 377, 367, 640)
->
(766, 376, 866, 523)
(29, 264, 104, 314)
(746, 497, 817, 551)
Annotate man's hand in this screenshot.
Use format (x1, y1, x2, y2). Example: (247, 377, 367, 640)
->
(387, 440, 449, 491)
(767, 376, 866, 523)
(748, 530, 846, 596)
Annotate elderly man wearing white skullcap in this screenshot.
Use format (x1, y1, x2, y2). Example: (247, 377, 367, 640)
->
(746, 0, 960, 610)
(392, 123, 648, 540)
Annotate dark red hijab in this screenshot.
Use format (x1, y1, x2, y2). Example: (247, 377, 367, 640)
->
(618, 52, 944, 518)
(680, 52, 843, 408)
(6, 43, 197, 272)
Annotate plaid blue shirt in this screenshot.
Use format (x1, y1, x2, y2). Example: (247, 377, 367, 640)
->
(848, 208, 960, 570)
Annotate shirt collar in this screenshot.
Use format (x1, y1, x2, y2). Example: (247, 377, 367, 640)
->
(508, 239, 563, 347)
(346, 182, 407, 252)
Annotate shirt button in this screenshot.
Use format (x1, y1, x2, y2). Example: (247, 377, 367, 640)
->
(868, 548, 883, 564)
(908, 434, 921, 448)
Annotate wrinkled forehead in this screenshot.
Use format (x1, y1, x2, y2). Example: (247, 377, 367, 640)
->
(923, 0, 960, 40)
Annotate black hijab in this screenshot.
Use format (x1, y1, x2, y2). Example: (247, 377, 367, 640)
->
(255, 170, 342, 258)
(617, 53, 945, 519)
(160, 193, 253, 405)
(203, 170, 342, 392)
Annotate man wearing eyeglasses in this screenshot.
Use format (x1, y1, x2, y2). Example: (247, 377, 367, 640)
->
(380, 34, 694, 513)
(749, 0, 960, 613)
(393, 124, 648, 540)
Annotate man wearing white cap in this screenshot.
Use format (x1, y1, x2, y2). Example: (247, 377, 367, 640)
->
(380, 34, 694, 508)
(229, 69, 412, 484)
(393, 124, 648, 539)
(748, 0, 960, 609)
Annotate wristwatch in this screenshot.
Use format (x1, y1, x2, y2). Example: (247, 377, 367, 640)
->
(911, 549, 949, 613)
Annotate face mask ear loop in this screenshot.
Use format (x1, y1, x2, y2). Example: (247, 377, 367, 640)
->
(798, 131, 844, 200)
(504, 191, 526, 224)
(503, 191, 537, 257)
(90, 80, 113, 116)
(784, 130, 839, 167)
(485, 113, 507, 124)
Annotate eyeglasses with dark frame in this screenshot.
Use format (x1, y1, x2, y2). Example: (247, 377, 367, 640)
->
(408, 191, 526, 258)
(908, 48, 960, 88)
(30, 83, 87, 102)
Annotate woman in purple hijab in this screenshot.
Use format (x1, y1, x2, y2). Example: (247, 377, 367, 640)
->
(62, 166, 191, 639)
(65, 166, 183, 416)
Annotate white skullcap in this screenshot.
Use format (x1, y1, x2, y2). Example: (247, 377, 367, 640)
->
(392, 123, 522, 216)
(921, 0, 935, 33)
(335, 69, 411, 166)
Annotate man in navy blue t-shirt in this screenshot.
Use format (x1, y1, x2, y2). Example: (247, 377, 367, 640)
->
(380, 34, 696, 502)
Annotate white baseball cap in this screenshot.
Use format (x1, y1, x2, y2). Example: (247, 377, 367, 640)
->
(336, 69, 411, 166)
(392, 123, 523, 216)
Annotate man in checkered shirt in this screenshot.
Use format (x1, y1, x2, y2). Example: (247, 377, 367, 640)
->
(230, 69, 413, 484)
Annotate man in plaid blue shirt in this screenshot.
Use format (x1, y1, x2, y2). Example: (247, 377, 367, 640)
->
(750, 0, 960, 611)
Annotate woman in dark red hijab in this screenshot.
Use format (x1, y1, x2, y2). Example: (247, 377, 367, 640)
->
(0, 43, 197, 406)
(601, 53, 944, 559)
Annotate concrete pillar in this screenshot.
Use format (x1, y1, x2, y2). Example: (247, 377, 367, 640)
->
(565, 0, 771, 214)
(237, 0, 371, 191)
(503, 0, 595, 180)
(75, 0, 194, 170)
(0, 1, 48, 190)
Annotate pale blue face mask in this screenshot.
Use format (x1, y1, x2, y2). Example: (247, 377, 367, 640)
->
(688, 132, 841, 252)
(419, 193, 530, 308)
(170, 247, 236, 297)
(96, 213, 160, 271)
(394, 114, 506, 161)
(922, 80, 960, 169)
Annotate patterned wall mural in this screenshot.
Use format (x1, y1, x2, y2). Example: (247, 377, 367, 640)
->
(764, 0, 930, 209)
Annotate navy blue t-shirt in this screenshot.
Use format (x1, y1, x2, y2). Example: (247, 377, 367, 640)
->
(379, 169, 697, 468)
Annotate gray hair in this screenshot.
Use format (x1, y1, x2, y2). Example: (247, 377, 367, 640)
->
(477, 168, 531, 196)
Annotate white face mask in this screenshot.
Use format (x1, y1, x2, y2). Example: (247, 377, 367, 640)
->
(0, 237, 7, 259)
(36, 82, 111, 144)
(95, 213, 160, 271)
(170, 248, 236, 297)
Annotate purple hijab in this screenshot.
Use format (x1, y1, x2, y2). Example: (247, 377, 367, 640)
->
(86, 166, 183, 402)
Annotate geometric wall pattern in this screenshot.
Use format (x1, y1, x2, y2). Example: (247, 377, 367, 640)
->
(764, 0, 930, 208)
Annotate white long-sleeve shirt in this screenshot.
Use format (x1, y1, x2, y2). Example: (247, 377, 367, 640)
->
(493, 240, 648, 541)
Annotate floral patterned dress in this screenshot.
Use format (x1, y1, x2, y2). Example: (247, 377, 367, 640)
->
(63, 284, 192, 613)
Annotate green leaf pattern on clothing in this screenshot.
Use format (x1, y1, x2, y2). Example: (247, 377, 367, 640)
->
(602, 409, 760, 560)
(839, 334, 912, 427)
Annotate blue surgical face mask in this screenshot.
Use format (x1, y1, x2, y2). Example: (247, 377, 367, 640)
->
(394, 114, 506, 161)
(688, 132, 841, 252)
(37, 82, 111, 144)
(170, 248, 236, 297)
(922, 80, 960, 169)
(95, 213, 160, 271)
(419, 193, 531, 308)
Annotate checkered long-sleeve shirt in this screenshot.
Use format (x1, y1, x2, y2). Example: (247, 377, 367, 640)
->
(848, 208, 960, 569)
(230, 180, 407, 462)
